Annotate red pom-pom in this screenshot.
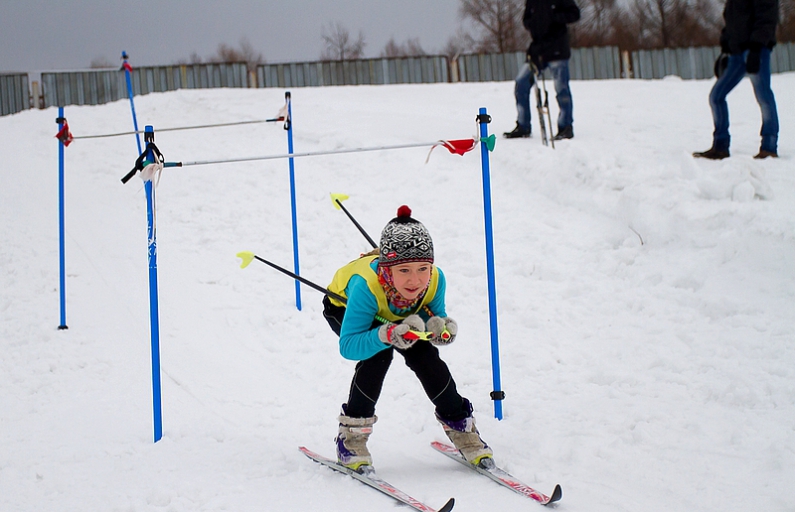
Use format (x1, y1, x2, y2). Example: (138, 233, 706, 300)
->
(397, 205, 412, 218)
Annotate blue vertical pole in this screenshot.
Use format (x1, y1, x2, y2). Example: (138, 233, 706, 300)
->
(122, 51, 142, 155)
(142, 125, 163, 442)
(57, 108, 68, 330)
(477, 108, 504, 420)
(285, 91, 302, 310)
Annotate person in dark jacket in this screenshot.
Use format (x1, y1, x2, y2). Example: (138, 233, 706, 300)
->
(694, 0, 779, 159)
(504, 0, 581, 140)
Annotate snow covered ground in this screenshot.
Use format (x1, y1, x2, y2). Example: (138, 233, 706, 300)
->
(1, 74, 793, 512)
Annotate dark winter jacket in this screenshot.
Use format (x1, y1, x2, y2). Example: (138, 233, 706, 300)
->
(523, 0, 581, 65)
(719, 0, 778, 54)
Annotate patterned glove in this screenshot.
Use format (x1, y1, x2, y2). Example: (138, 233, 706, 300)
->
(402, 314, 426, 332)
(378, 315, 426, 350)
(426, 316, 457, 346)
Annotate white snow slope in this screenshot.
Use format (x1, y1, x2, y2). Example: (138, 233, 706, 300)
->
(1, 74, 794, 512)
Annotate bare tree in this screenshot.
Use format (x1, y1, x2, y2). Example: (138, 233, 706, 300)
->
(321, 22, 366, 60)
(459, 0, 529, 52)
(780, 0, 795, 41)
(212, 37, 264, 73)
(570, 0, 620, 46)
(629, 0, 720, 48)
(442, 30, 475, 59)
(381, 37, 426, 57)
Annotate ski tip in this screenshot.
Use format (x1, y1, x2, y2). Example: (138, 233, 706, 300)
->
(544, 484, 562, 505)
(438, 497, 455, 512)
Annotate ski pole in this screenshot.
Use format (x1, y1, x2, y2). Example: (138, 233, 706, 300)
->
(237, 251, 346, 303)
(540, 72, 555, 149)
(236, 251, 432, 340)
(532, 65, 549, 147)
(330, 194, 377, 249)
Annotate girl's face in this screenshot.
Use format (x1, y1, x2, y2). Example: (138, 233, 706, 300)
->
(390, 262, 432, 300)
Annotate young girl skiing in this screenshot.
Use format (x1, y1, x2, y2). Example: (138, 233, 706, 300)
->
(322, 205, 492, 471)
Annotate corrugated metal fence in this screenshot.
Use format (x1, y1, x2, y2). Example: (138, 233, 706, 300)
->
(1, 73, 30, 116)
(631, 42, 795, 79)
(3, 44, 795, 115)
(257, 56, 449, 87)
(455, 47, 622, 82)
(39, 62, 249, 108)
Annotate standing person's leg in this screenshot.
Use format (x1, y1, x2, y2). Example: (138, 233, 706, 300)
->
(701, 53, 746, 157)
(400, 342, 492, 464)
(504, 63, 534, 138)
(549, 59, 573, 138)
(749, 48, 779, 157)
(694, 53, 746, 159)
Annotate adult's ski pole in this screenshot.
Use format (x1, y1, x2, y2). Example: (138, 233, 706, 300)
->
(540, 71, 555, 149)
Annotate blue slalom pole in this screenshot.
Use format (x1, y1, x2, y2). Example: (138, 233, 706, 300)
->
(285, 92, 302, 310)
(122, 51, 142, 155)
(142, 125, 163, 442)
(477, 108, 504, 420)
(57, 108, 68, 330)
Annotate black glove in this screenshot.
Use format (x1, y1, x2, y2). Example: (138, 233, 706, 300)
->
(714, 53, 729, 78)
(720, 37, 730, 55)
(746, 44, 762, 74)
(530, 52, 544, 71)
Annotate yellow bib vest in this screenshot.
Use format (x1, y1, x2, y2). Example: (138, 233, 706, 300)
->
(327, 256, 439, 321)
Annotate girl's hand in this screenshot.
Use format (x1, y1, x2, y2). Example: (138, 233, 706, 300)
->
(378, 323, 419, 350)
(426, 316, 457, 346)
(401, 314, 425, 332)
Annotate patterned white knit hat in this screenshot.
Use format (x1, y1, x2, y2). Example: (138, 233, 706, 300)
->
(378, 205, 434, 267)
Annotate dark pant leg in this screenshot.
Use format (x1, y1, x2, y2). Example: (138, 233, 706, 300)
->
(748, 48, 779, 153)
(549, 59, 573, 130)
(323, 296, 393, 418)
(514, 63, 535, 130)
(708, 53, 746, 150)
(398, 341, 469, 421)
(345, 348, 394, 418)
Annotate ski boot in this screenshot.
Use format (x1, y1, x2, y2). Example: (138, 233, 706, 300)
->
(436, 399, 493, 467)
(336, 408, 377, 473)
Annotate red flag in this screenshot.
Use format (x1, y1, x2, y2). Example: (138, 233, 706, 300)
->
(55, 123, 73, 147)
(439, 139, 477, 155)
(122, 61, 133, 73)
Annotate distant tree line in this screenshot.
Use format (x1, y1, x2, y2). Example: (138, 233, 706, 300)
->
(318, 0, 795, 58)
(454, 0, 795, 54)
(90, 0, 795, 69)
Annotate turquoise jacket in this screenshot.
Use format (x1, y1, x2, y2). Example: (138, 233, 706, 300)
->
(338, 259, 447, 361)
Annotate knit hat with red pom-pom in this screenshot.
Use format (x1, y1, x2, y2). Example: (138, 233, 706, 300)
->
(378, 205, 434, 267)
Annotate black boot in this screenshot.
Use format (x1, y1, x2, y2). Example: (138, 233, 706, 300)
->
(503, 123, 531, 139)
(693, 147, 730, 160)
(552, 125, 573, 140)
(753, 149, 778, 159)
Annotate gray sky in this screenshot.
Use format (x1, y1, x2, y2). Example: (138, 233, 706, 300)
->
(0, 0, 465, 73)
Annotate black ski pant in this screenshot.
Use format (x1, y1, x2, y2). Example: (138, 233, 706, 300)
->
(322, 296, 469, 421)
